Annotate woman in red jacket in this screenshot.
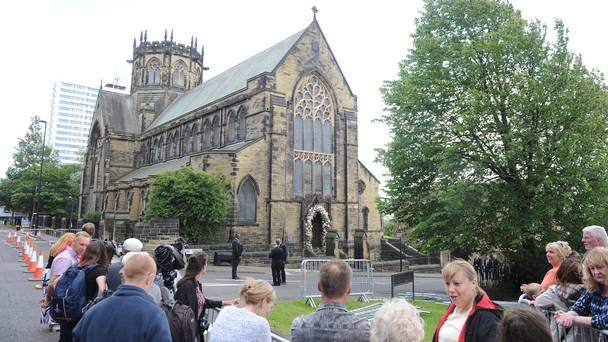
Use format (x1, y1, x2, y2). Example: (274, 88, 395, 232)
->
(434, 259, 503, 342)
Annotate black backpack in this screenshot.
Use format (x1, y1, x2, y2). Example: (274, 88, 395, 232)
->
(160, 287, 198, 342)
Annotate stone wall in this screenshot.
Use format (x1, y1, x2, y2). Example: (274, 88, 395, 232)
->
(127, 218, 180, 249)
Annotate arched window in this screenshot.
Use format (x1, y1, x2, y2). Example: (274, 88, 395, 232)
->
(292, 75, 335, 198)
(226, 110, 237, 144)
(237, 107, 247, 140)
(211, 116, 220, 147)
(183, 127, 190, 153)
(202, 120, 211, 149)
(147, 59, 161, 85)
(238, 177, 257, 224)
(172, 61, 186, 88)
(190, 124, 197, 152)
(172, 131, 179, 157)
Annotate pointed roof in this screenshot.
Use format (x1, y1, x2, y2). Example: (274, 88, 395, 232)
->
(146, 28, 307, 132)
(95, 90, 139, 135)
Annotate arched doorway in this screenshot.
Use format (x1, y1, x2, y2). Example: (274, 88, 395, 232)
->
(311, 213, 323, 248)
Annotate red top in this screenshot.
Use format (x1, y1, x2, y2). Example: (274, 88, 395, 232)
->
(434, 292, 500, 342)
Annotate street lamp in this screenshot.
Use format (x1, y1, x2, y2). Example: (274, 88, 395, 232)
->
(32, 119, 47, 233)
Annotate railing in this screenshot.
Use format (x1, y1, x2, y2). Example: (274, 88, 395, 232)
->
(206, 307, 289, 342)
(541, 308, 608, 342)
(301, 259, 374, 307)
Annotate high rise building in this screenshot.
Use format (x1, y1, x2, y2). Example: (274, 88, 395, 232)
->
(49, 81, 127, 164)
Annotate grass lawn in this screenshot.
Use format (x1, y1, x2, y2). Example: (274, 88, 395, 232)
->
(267, 298, 449, 342)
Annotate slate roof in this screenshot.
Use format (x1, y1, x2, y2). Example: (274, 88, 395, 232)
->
(145, 28, 307, 132)
(96, 90, 139, 134)
(117, 156, 190, 182)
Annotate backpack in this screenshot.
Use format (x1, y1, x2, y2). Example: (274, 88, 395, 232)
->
(50, 264, 96, 322)
(160, 287, 199, 342)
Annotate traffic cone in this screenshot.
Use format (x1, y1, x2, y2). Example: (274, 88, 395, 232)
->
(26, 250, 37, 272)
(15, 235, 21, 250)
(22, 244, 30, 263)
(23, 246, 32, 266)
(29, 253, 45, 281)
(5, 232, 11, 243)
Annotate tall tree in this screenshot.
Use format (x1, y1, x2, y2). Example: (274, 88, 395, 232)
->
(145, 167, 231, 243)
(0, 116, 79, 218)
(379, 0, 608, 285)
(7, 116, 56, 177)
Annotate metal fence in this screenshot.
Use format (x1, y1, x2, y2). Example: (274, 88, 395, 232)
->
(301, 259, 374, 308)
(541, 309, 608, 342)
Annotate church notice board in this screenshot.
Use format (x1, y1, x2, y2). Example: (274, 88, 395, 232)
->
(390, 270, 415, 301)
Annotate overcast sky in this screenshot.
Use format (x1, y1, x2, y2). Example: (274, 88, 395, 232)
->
(0, 0, 606, 190)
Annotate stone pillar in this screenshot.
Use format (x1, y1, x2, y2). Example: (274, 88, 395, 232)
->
(325, 229, 340, 257)
(353, 229, 369, 260)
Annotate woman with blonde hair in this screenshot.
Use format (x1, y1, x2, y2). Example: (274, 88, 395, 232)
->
(433, 259, 503, 342)
(40, 232, 75, 330)
(371, 298, 424, 342)
(556, 247, 608, 332)
(540, 241, 572, 292)
(209, 278, 276, 342)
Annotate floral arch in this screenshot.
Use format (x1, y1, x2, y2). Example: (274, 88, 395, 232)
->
(304, 204, 331, 252)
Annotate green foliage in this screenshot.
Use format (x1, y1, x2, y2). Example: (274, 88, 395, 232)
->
(84, 212, 102, 223)
(0, 116, 79, 217)
(145, 167, 231, 243)
(379, 0, 608, 286)
(383, 217, 397, 237)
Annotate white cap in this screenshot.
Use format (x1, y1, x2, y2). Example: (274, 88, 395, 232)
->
(122, 238, 143, 253)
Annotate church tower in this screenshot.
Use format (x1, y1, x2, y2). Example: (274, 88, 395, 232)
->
(128, 29, 206, 130)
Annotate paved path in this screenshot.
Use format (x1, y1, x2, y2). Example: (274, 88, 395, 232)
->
(0, 226, 446, 341)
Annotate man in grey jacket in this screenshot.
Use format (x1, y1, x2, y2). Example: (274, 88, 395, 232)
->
(291, 259, 370, 342)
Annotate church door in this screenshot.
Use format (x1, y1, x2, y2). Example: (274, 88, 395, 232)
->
(311, 213, 323, 248)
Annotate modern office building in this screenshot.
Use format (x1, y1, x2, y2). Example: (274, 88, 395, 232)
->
(49, 81, 127, 164)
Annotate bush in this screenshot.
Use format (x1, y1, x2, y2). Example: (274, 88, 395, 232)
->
(145, 167, 231, 243)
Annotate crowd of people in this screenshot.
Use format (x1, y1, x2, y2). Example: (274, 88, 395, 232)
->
(30, 222, 608, 342)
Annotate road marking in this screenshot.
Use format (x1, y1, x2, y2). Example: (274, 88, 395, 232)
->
(201, 283, 242, 287)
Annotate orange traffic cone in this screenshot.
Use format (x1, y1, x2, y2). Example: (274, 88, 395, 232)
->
(29, 253, 45, 281)
(5, 232, 11, 243)
(15, 235, 21, 250)
(22, 244, 30, 263)
(26, 250, 37, 272)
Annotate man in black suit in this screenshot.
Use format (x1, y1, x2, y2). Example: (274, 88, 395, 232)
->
(231, 233, 243, 279)
(279, 238, 288, 284)
(269, 239, 284, 286)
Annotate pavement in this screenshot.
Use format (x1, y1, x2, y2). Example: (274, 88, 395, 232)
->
(0, 225, 447, 342)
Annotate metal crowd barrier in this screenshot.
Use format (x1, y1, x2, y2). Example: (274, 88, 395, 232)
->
(301, 259, 374, 308)
(206, 308, 289, 342)
(541, 309, 608, 342)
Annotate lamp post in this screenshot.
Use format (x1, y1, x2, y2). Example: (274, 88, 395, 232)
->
(33, 119, 47, 234)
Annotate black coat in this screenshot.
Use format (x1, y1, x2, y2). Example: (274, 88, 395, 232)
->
(174, 279, 222, 321)
(433, 291, 503, 342)
(232, 238, 243, 259)
(279, 244, 288, 262)
(269, 246, 284, 267)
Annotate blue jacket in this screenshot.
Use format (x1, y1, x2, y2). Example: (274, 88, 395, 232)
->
(73, 284, 171, 342)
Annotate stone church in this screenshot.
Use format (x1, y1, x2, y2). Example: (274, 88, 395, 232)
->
(80, 16, 382, 258)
